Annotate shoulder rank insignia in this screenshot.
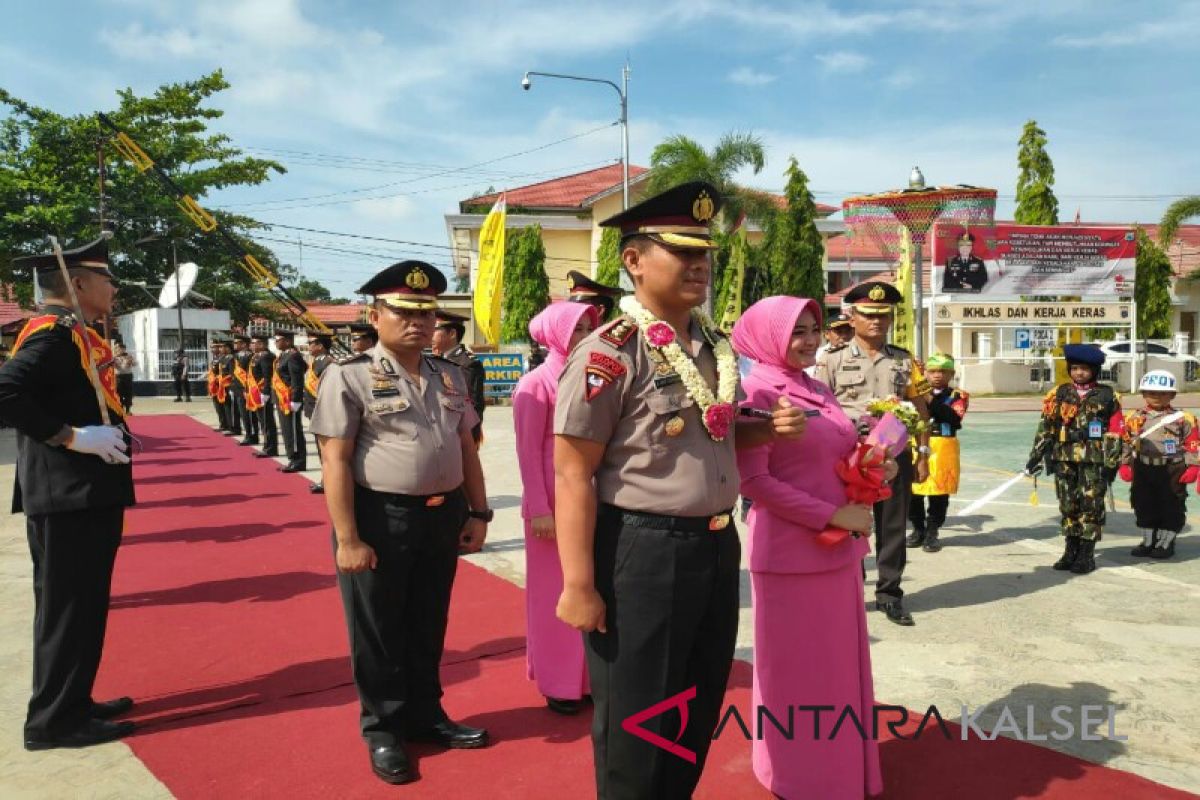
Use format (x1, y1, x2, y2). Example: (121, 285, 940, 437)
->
(585, 351, 627, 402)
(337, 352, 371, 366)
(598, 316, 638, 349)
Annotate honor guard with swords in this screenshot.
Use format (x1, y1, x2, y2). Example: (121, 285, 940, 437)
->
(0, 236, 137, 749)
(233, 334, 260, 445)
(1117, 370, 1199, 560)
(272, 329, 308, 473)
(250, 333, 280, 457)
(813, 280, 932, 626)
(217, 338, 240, 437)
(207, 339, 226, 431)
(1025, 344, 1124, 574)
(303, 330, 335, 493)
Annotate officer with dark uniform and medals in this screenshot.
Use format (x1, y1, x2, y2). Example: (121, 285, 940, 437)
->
(207, 339, 226, 431)
(432, 311, 486, 443)
(554, 182, 805, 798)
(347, 322, 379, 353)
(272, 329, 308, 473)
(0, 236, 137, 749)
(311, 260, 492, 785)
(232, 334, 260, 445)
(303, 330, 335, 493)
(941, 230, 989, 293)
(250, 333, 280, 458)
(566, 269, 623, 321)
(814, 280, 932, 626)
(217, 338, 241, 437)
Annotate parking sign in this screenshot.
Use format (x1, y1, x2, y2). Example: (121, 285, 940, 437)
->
(1015, 329, 1031, 349)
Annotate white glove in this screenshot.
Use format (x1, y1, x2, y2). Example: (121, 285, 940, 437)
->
(290, 401, 302, 413)
(66, 425, 130, 465)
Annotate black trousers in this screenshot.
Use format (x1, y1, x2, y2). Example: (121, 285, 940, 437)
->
(1131, 461, 1188, 532)
(116, 374, 134, 413)
(238, 390, 259, 438)
(873, 449, 912, 603)
(25, 507, 124, 738)
(212, 396, 226, 429)
(276, 404, 305, 468)
(910, 494, 950, 531)
(336, 486, 466, 747)
(257, 400, 278, 454)
(586, 506, 741, 800)
(173, 375, 191, 400)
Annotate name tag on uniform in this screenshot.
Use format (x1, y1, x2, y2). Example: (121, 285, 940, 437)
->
(1164, 438, 1178, 455)
(840, 364, 861, 371)
(368, 398, 409, 415)
(1088, 420, 1103, 439)
(653, 373, 682, 389)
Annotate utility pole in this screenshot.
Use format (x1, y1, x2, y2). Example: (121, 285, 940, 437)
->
(97, 138, 106, 231)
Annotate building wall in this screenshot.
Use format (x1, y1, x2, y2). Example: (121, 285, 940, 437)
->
(542, 227, 593, 298)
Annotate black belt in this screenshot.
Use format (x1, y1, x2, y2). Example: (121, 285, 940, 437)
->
(358, 485, 463, 509)
(1137, 455, 1185, 466)
(602, 504, 734, 534)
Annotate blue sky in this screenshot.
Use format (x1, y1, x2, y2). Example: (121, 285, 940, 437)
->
(3, 0, 1198, 298)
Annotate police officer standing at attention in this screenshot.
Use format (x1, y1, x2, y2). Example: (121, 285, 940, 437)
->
(208, 340, 226, 431)
(815, 281, 932, 626)
(942, 231, 988, 293)
(303, 330, 334, 494)
(218, 339, 241, 437)
(233, 334, 259, 446)
(554, 182, 805, 798)
(250, 333, 280, 458)
(432, 311, 485, 443)
(272, 329, 307, 473)
(0, 237, 137, 749)
(311, 260, 491, 785)
(566, 269, 623, 321)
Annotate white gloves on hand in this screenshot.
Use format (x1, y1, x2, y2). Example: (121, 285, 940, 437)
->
(290, 401, 302, 413)
(66, 426, 130, 464)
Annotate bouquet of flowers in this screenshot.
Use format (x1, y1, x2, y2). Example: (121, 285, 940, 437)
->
(865, 396, 928, 438)
(815, 412, 907, 547)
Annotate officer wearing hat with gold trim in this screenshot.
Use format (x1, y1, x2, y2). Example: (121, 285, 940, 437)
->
(273, 328, 308, 473)
(345, 322, 379, 353)
(303, 330, 335, 493)
(432, 311, 485, 443)
(0, 236, 137, 749)
(554, 181, 805, 798)
(566, 269, 623, 321)
(232, 334, 260, 446)
(311, 260, 491, 785)
(942, 230, 988, 293)
(814, 280, 932, 626)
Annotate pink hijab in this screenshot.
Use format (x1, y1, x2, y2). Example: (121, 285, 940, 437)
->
(527, 301, 600, 384)
(731, 296, 823, 388)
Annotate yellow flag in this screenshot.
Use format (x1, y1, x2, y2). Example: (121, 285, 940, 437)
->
(719, 228, 748, 333)
(893, 227, 916, 352)
(473, 195, 506, 345)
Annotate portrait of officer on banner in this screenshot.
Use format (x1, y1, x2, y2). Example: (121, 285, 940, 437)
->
(941, 230, 989, 294)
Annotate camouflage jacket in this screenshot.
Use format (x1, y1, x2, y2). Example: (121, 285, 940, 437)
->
(1121, 407, 1200, 466)
(1029, 382, 1124, 467)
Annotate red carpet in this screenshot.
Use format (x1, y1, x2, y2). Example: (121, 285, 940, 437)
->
(94, 415, 1195, 798)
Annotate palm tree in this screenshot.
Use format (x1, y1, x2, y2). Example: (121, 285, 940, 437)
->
(1159, 196, 1200, 247)
(644, 132, 775, 231)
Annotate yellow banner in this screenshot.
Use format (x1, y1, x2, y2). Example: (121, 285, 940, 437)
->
(894, 227, 916, 352)
(473, 196, 507, 345)
(719, 228, 748, 333)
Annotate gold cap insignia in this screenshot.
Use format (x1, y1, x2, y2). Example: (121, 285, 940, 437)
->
(406, 268, 430, 290)
(868, 285, 886, 301)
(692, 190, 715, 223)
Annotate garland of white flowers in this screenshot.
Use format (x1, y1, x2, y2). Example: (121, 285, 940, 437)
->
(620, 295, 739, 441)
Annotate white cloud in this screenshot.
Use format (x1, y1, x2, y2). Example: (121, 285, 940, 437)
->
(350, 195, 418, 222)
(884, 69, 918, 89)
(815, 51, 871, 74)
(1053, 14, 1200, 48)
(727, 66, 777, 87)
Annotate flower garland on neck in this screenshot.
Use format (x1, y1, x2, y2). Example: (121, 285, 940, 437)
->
(619, 295, 739, 441)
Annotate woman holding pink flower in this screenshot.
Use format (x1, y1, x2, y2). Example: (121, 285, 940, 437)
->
(732, 296, 887, 799)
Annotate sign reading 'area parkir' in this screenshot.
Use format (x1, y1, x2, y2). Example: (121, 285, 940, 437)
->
(936, 302, 1132, 324)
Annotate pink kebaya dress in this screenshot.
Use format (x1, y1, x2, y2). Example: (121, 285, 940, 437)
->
(512, 302, 597, 700)
(732, 296, 883, 799)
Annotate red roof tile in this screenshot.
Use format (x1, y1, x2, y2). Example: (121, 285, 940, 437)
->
(0, 286, 31, 329)
(463, 163, 649, 211)
(301, 303, 369, 325)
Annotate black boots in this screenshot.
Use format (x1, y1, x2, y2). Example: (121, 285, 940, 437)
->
(922, 526, 942, 553)
(1151, 530, 1178, 560)
(905, 527, 925, 548)
(1053, 537, 1081, 570)
(1070, 539, 1097, 574)
(1131, 530, 1156, 557)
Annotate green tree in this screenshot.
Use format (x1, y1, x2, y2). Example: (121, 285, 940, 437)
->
(644, 131, 775, 231)
(287, 276, 334, 303)
(500, 225, 549, 343)
(1158, 196, 1200, 248)
(1135, 227, 1173, 338)
(760, 157, 826, 301)
(595, 226, 622, 291)
(1014, 120, 1059, 226)
(0, 71, 286, 323)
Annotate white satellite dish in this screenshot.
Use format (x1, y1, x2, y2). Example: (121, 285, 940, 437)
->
(158, 262, 199, 309)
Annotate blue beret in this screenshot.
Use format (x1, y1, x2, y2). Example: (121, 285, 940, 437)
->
(1063, 344, 1105, 367)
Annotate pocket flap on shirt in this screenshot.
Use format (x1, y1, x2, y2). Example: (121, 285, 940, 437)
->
(646, 390, 694, 415)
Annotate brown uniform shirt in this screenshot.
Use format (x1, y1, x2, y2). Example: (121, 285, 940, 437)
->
(554, 315, 740, 516)
(813, 340, 929, 418)
(310, 344, 478, 495)
(1122, 407, 1200, 465)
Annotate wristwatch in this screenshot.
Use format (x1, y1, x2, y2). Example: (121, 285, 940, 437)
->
(917, 445, 932, 456)
(468, 509, 494, 523)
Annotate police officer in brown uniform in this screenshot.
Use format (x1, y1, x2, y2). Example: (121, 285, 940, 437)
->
(311, 260, 491, 785)
(432, 311, 485, 443)
(814, 281, 931, 626)
(566, 269, 623, 321)
(554, 182, 804, 799)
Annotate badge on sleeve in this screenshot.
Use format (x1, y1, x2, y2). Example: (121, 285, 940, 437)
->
(585, 352, 626, 402)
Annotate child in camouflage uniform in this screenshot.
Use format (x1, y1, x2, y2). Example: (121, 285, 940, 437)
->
(1026, 344, 1124, 574)
(1117, 369, 1198, 560)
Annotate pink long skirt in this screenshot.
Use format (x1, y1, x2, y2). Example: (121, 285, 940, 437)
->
(524, 524, 589, 700)
(751, 564, 883, 799)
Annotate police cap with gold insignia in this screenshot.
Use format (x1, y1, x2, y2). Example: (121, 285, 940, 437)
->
(825, 312, 852, 330)
(434, 310, 469, 329)
(358, 260, 445, 311)
(307, 330, 334, 348)
(844, 280, 903, 315)
(599, 181, 722, 250)
(957, 230, 976, 246)
(14, 235, 115, 279)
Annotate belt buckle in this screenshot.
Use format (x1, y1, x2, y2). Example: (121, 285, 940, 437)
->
(425, 495, 445, 507)
(708, 513, 731, 532)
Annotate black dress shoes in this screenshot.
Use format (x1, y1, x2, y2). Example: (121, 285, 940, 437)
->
(310, 483, 325, 494)
(876, 601, 915, 626)
(369, 743, 414, 784)
(24, 718, 136, 751)
(409, 718, 489, 749)
(90, 696, 134, 719)
(280, 464, 304, 473)
(254, 451, 279, 458)
(238, 438, 259, 446)
(546, 697, 583, 715)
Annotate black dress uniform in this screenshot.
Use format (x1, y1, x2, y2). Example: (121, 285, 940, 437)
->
(208, 346, 226, 430)
(250, 335, 279, 457)
(566, 269, 623, 321)
(233, 335, 259, 444)
(273, 331, 307, 472)
(0, 237, 136, 748)
(218, 343, 241, 436)
(303, 333, 334, 492)
(942, 232, 988, 293)
(434, 312, 485, 443)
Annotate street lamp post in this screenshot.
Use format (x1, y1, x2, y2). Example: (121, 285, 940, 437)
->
(909, 165, 926, 361)
(522, 64, 631, 210)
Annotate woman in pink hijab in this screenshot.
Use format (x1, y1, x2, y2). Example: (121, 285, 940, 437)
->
(732, 296, 885, 799)
(513, 301, 599, 714)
